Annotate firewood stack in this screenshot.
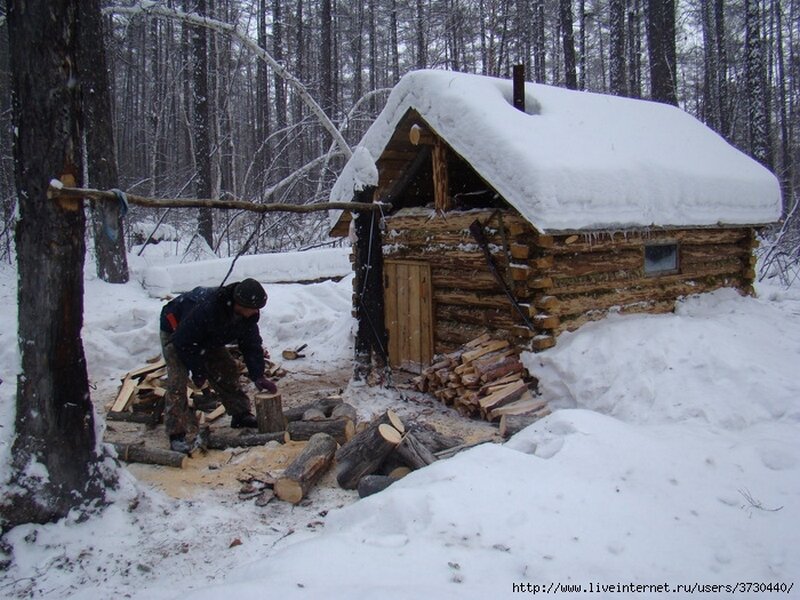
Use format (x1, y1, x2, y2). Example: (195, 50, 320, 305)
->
(413, 334, 550, 424)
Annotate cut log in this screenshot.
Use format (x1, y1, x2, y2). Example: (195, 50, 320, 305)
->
(207, 430, 285, 449)
(111, 442, 187, 469)
(499, 408, 552, 438)
(335, 413, 404, 490)
(255, 393, 285, 433)
(330, 402, 358, 423)
(283, 396, 343, 422)
(275, 433, 338, 504)
(286, 417, 355, 445)
(357, 474, 396, 498)
(302, 408, 327, 421)
(393, 432, 438, 470)
(106, 411, 159, 425)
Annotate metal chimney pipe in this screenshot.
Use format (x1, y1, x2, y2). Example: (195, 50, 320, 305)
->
(513, 64, 525, 112)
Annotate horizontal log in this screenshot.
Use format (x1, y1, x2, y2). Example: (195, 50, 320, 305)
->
(207, 430, 285, 449)
(287, 417, 355, 445)
(545, 228, 750, 254)
(49, 183, 387, 214)
(111, 442, 187, 469)
(107, 411, 159, 424)
(549, 249, 642, 278)
(432, 268, 502, 292)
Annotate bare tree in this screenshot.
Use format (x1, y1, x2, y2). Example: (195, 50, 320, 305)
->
(646, 0, 678, 105)
(609, 0, 627, 95)
(79, 0, 130, 284)
(560, 0, 578, 89)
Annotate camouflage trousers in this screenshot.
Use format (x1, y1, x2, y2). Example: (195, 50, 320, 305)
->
(160, 331, 252, 439)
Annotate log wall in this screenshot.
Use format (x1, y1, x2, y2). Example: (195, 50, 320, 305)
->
(382, 207, 759, 357)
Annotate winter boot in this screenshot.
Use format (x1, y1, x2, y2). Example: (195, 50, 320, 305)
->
(230, 412, 258, 429)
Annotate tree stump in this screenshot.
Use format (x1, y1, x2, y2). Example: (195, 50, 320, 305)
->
(275, 433, 338, 504)
(255, 392, 285, 433)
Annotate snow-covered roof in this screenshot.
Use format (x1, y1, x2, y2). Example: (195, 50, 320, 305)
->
(331, 69, 782, 232)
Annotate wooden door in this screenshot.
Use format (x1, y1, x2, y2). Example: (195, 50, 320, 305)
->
(384, 260, 434, 372)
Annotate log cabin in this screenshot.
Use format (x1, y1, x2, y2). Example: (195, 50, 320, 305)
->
(330, 69, 782, 373)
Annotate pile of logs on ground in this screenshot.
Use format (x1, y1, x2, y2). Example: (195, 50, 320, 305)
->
(413, 333, 551, 426)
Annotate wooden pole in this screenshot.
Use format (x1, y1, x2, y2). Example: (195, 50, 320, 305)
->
(47, 183, 388, 214)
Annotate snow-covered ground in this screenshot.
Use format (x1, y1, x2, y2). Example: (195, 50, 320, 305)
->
(0, 244, 798, 599)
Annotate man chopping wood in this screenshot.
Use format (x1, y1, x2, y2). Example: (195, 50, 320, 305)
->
(159, 278, 278, 454)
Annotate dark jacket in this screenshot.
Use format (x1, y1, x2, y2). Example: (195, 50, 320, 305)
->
(160, 282, 265, 381)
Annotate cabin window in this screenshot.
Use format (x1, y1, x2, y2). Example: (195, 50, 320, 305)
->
(644, 243, 678, 275)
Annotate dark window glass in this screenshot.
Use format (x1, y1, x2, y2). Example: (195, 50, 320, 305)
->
(644, 243, 678, 275)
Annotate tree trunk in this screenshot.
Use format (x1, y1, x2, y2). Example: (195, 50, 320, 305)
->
(3, 0, 109, 532)
(646, 0, 677, 105)
(609, 0, 627, 96)
(560, 0, 578, 90)
(745, 0, 774, 170)
(78, 0, 130, 284)
(193, 0, 214, 247)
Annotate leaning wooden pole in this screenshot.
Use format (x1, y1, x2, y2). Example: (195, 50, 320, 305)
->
(47, 182, 388, 214)
(352, 185, 389, 379)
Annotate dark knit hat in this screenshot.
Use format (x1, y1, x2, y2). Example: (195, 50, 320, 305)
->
(233, 278, 267, 309)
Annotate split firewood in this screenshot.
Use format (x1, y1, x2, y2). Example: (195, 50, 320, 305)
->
(254, 392, 285, 433)
(275, 432, 338, 504)
(286, 417, 354, 445)
(111, 442, 187, 469)
(498, 407, 552, 438)
(487, 396, 548, 422)
(357, 474, 396, 498)
(335, 411, 404, 490)
(478, 379, 529, 414)
(207, 430, 285, 449)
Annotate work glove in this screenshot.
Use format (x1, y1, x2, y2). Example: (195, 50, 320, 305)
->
(254, 376, 277, 394)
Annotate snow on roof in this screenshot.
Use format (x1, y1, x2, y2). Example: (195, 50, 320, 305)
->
(331, 69, 782, 232)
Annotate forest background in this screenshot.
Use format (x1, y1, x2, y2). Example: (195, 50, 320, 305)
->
(0, 0, 798, 266)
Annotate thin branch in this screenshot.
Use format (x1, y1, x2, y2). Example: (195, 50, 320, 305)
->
(48, 183, 387, 214)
